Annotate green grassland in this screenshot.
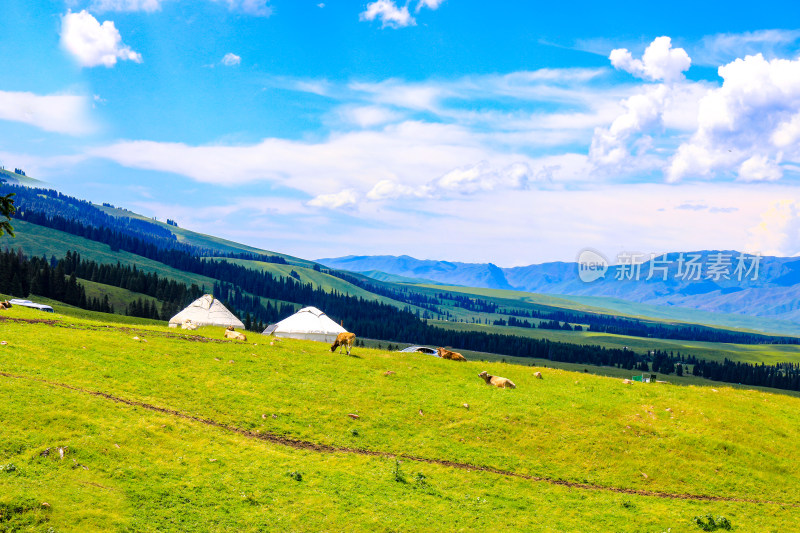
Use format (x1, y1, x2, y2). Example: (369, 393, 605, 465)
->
(412, 283, 800, 337)
(1, 306, 799, 531)
(78, 279, 161, 315)
(430, 319, 800, 366)
(362, 339, 800, 398)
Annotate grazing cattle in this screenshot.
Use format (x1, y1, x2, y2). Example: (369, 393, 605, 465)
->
(534, 371, 543, 379)
(622, 379, 633, 385)
(223, 326, 247, 341)
(0, 300, 11, 310)
(437, 347, 467, 362)
(478, 371, 516, 389)
(181, 319, 198, 330)
(330, 332, 356, 356)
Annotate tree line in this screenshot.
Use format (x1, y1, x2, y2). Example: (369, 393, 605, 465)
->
(496, 305, 800, 345)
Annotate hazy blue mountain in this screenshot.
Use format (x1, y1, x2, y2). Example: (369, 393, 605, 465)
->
(317, 252, 800, 322)
(317, 255, 516, 290)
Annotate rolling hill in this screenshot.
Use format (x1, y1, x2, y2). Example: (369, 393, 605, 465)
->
(1, 305, 799, 531)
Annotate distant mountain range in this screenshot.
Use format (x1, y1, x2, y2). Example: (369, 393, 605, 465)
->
(317, 253, 800, 323)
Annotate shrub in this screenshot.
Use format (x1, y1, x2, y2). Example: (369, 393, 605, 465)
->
(393, 459, 406, 483)
(692, 515, 732, 531)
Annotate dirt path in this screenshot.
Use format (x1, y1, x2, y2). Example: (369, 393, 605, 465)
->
(1, 370, 796, 507)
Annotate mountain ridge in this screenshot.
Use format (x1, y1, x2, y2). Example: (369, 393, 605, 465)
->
(317, 253, 800, 323)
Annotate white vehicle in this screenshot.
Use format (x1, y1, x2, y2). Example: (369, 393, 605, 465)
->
(8, 299, 54, 313)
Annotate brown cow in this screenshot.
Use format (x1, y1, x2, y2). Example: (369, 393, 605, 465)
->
(478, 371, 516, 389)
(437, 347, 466, 362)
(0, 300, 12, 310)
(330, 332, 356, 356)
(223, 326, 247, 341)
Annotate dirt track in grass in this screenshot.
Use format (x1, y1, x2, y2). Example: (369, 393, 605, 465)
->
(1, 370, 797, 507)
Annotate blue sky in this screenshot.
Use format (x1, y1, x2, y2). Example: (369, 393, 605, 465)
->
(3, 0, 800, 264)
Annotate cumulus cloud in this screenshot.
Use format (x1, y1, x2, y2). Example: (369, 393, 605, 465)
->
(0, 90, 94, 135)
(589, 80, 707, 169)
(60, 10, 142, 68)
(221, 52, 241, 66)
(359, 0, 415, 28)
(610, 36, 691, 83)
(307, 189, 359, 209)
(738, 154, 782, 182)
(432, 161, 533, 194)
(668, 53, 800, 182)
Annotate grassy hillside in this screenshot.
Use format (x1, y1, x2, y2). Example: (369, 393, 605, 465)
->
(2, 220, 218, 291)
(430, 319, 800, 366)
(414, 283, 800, 336)
(78, 279, 162, 316)
(1, 307, 799, 531)
(0, 168, 42, 186)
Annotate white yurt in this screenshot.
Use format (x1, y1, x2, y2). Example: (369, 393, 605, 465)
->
(168, 294, 245, 329)
(262, 306, 346, 343)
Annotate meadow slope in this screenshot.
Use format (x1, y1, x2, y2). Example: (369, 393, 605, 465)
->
(1, 307, 799, 531)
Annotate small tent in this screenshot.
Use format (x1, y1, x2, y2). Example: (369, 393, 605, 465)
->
(168, 294, 244, 329)
(262, 306, 346, 343)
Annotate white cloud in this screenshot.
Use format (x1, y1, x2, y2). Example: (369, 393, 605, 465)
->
(221, 52, 241, 66)
(589, 79, 708, 169)
(693, 30, 800, 67)
(0, 90, 94, 135)
(366, 180, 429, 201)
(747, 200, 800, 256)
(738, 154, 782, 182)
(668, 53, 800, 182)
(60, 10, 142, 68)
(86, 0, 272, 15)
(88, 119, 594, 211)
(0, 151, 89, 179)
(432, 161, 532, 194)
(416, 0, 444, 11)
(307, 189, 359, 209)
(610, 36, 691, 83)
(89, 0, 161, 11)
(89, 0, 162, 12)
(359, 0, 415, 28)
(337, 105, 403, 128)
